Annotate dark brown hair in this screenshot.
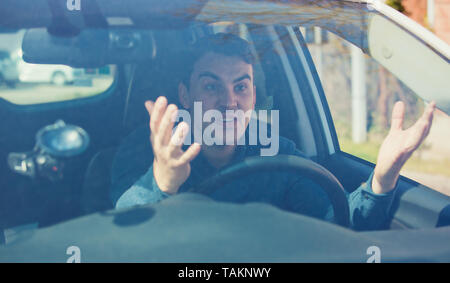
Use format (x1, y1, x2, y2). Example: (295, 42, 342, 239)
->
(180, 32, 255, 89)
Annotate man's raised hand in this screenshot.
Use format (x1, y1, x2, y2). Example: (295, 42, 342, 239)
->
(145, 96, 201, 194)
(372, 101, 436, 194)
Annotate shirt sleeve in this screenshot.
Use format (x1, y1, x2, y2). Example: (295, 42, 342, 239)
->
(115, 165, 171, 209)
(347, 170, 398, 231)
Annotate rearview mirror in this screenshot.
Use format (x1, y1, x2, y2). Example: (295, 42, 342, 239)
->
(22, 28, 156, 67)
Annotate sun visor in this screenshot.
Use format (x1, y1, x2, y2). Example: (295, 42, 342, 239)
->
(0, 0, 207, 30)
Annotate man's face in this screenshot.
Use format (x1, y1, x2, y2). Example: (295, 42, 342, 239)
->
(180, 52, 256, 146)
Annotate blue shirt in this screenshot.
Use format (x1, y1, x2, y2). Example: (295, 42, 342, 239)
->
(111, 124, 397, 231)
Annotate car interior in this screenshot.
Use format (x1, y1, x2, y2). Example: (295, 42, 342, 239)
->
(0, 0, 449, 262)
(1, 21, 450, 235)
(0, 23, 321, 229)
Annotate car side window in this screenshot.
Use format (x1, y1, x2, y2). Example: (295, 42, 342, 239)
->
(0, 30, 116, 106)
(306, 27, 450, 196)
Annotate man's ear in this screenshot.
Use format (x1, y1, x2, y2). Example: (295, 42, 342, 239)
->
(178, 82, 191, 109)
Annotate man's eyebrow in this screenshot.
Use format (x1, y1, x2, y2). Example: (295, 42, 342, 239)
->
(233, 74, 251, 83)
(198, 72, 220, 81)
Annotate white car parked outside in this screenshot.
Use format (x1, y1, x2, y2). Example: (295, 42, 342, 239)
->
(17, 52, 74, 85)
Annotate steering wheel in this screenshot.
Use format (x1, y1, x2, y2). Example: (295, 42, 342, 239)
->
(188, 155, 350, 227)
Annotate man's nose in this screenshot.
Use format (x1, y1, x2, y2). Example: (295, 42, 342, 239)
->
(220, 85, 238, 109)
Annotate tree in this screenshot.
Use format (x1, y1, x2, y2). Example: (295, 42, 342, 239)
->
(385, 0, 406, 13)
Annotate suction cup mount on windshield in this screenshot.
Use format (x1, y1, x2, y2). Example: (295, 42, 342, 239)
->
(8, 120, 89, 181)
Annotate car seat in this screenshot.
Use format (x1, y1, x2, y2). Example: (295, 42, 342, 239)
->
(80, 45, 184, 214)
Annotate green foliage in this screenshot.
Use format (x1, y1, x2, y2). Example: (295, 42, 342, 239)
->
(340, 137, 450, 177)
(385, 0, 406, 13)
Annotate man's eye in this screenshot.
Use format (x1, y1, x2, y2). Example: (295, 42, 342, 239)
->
(235, 84, 248, 92)
(204, 84, 217, 92)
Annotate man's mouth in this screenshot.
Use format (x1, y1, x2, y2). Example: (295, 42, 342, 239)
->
(218, 112, 237, 123)
(211, 111, 246, 129)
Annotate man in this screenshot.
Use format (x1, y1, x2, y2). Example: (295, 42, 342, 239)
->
(111, 33, 435, 230)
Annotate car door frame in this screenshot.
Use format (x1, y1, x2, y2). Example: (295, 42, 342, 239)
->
(277, 20, 450, 230)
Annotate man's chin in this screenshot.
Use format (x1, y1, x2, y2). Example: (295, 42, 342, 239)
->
(221, 128, 246, 145)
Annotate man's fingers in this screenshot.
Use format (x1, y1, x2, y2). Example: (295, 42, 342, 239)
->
(155, 103, 178, 146)
(177, 143, 201, 165)
(144, 100, 154, 117)
(422, 101, 436, 124)
(421, 101, 435, 138)
(404, 101, 435, 152)
(169, 121, 190, 150)
(149, 96, 168, 134)
(411, 101, 436, 136)
(390, 101, 405, 132)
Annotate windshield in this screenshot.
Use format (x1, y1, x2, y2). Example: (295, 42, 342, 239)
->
(0, 0, 449, 258)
